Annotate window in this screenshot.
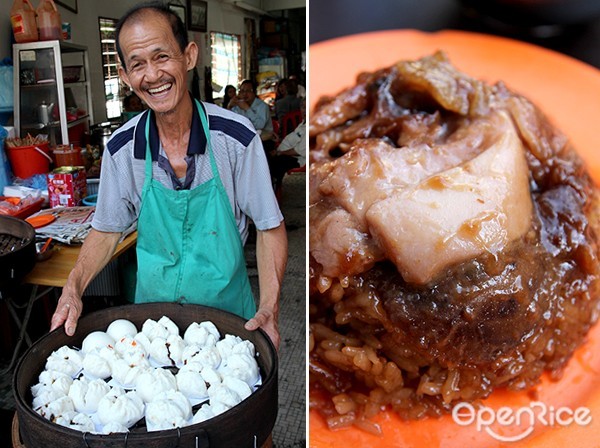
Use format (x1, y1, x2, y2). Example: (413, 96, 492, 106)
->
(211, 32, 242, 100)
(99, 17, 127, 119)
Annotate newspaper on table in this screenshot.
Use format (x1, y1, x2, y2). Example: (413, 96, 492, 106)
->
(28, 206, 95, 244)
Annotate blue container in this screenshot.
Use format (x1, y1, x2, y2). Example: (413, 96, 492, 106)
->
(82, 194, 97, 206)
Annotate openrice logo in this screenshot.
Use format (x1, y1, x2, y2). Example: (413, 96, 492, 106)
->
(452, 401, 592, 442)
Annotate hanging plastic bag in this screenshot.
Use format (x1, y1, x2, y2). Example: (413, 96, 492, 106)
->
(0, 59, 14, 111)
(0, 126, 14, 195)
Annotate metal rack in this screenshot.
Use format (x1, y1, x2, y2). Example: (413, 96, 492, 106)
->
(13, 40, 94, 146)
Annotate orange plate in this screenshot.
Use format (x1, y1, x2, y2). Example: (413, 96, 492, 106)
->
(25, 214, 56, 228)
(309, 30, 600, 448)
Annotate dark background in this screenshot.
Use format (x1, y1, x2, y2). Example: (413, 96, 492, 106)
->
(309, 0, 600, 69)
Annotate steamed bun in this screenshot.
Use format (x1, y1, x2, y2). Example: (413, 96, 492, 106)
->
(54, 411, 96, 432)
(218, 353, 260, 386)
(111, 359, 149, 388)
(45, 346, 84, 378)
(97, 387, 144, 428)
(145, 390, 192, 432)
(35, 396, 75, 420)
(183, 321, 220, 347)
(106, 319, 138, 341)
(81, 332, 115, 354)
(176, 369, 208, 399)
(31, 370, 73, 398)
(136, 368, 177, 403)
(149, 334, 185, 367)
(68, 376, 111, 413)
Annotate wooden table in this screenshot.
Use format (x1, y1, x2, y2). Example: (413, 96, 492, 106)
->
(23, 231, 137, 287)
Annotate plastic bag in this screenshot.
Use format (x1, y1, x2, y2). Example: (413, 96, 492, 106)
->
(0, 126, 14, 195)
(0, 59, 13, 110)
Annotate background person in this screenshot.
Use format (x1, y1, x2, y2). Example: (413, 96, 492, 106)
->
(122, 91, 145, 121)
(270, 99, 305, 186)
(221, 84, 236, 109)
(274, 79, 301, 123)
(229, 79, 274, 141)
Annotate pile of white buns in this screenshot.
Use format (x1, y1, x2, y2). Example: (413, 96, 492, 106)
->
(31, 316, 261, 434)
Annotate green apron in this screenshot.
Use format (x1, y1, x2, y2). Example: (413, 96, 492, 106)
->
(134, 100, 256, 319)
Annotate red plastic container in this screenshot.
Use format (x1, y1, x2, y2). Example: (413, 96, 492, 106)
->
(0, 196, 44, 219)
(53, 145, 83, 167)
(5, 142, 52, 179)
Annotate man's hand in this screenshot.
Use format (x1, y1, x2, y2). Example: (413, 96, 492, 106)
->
(245, 307, 280, 350)
(50, 290, 84, 336)
(48, 229, 121, 336)
(234, 97, 250, 111)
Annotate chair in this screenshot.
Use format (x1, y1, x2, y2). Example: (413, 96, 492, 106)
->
(287, 164, 306, 175)
(280, 110, 303, 139)
(271, 118, 280, 142)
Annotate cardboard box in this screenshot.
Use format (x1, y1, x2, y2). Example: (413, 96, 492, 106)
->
(47, 166, 87, 207)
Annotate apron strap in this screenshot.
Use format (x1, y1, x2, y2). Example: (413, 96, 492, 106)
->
(143, 111, 153, 180)
(193, 99, 219, 179)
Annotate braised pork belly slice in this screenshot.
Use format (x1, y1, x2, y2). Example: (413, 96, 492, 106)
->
(367, 111, 533, 284)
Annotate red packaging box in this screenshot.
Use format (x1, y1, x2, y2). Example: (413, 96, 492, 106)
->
(47, 166, 87, 207)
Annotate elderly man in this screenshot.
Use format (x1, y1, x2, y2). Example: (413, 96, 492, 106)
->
(229, 79, 274, 141)
(50, 2, 287, 349)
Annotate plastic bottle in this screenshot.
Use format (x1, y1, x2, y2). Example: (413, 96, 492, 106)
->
(10, 0, 38, 43)
(37, 0, 63, 41)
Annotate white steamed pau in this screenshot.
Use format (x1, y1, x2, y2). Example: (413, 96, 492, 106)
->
(97, 387, 144, 428)
(45, 346, 84, 378)
(183, 321, 220, 347)
(32, 388, 65, 409)
(115, 336, 149, 366)
(149, 334, 185, 367)
(31, 370, 73, 398)
(136, 368, 177, 403)
(81, 350, 112, 380)
(35, 396, 75, 420)
(176, 369, 208, 400)
(68, 376, 111, 413)
(81, 331, 115, 354)
(207, 383, 243, 409)
(145, 390, 192, 432)
(54, 411, 96, 432)
(110, 358, 149, 388)
(181, 345, 221, 370)
(216, 334, 255, 358)
(141, 316, 179, 342)
(218, 353, 260, 387)
(106, 319, 138, 341)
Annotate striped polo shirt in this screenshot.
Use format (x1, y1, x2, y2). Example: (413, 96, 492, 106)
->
(92, 100, 283, 244)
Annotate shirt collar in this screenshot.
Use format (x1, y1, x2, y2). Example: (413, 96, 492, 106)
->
(133, 95, 208, 160)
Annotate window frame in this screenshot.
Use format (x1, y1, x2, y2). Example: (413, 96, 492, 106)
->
(210, 31, 242, 101)
(98, 16, 128, 120)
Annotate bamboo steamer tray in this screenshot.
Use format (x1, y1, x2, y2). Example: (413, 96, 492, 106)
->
(13, 303, 278, 448)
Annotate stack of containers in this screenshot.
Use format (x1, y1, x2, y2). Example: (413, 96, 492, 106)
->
(10, 0, 63, 43)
